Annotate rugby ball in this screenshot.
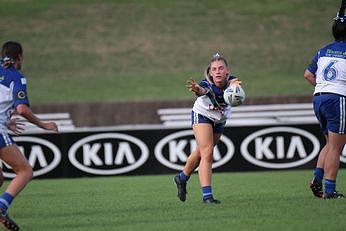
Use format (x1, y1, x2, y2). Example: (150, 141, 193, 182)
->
(223, 84, 246, 106)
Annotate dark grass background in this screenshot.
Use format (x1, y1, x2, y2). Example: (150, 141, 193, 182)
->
(0, 0, 339, 103)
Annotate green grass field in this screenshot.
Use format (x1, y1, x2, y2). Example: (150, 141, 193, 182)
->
(0, 0, 340, 103)
(1, 1, 346, 230)
(4, 169, 345, 231)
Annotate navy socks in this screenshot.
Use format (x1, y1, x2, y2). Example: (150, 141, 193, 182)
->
(0, 192, 14, 212)
(179, 171, 190, 182)
(313, 168, 338, 194)
(325, 179, 336, 194)
(313, 167, 324, 184)
(202, 186, 213, 200)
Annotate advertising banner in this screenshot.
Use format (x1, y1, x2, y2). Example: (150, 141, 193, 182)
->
(2, 124, 345, 179)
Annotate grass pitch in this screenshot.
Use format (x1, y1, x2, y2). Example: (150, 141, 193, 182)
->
(6, 169, 346, 231)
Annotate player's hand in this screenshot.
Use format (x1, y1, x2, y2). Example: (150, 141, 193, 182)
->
(230, 78, 242, 86)
(186, 78, 205, 95)
(42, 122, 59, 132)
(6, 118, 25, 135)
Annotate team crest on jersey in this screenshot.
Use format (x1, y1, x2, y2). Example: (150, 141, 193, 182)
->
(0, 75, 4, 81)
(17, 91, 26, 99)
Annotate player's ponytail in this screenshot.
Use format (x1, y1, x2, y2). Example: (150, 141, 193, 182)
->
(1, 41, 23, 69)
(336, 0, 346, 20)
(0, 57, 14, 68)
(333, 0, 346, 41)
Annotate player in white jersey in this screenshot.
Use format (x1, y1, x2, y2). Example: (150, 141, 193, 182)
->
(174, 53, 241, 204)
(304, 0, 346, 199)
(0, 41, 58, 230)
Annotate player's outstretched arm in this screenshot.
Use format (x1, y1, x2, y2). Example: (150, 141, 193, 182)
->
(186, 78, 208, 96)
(15, 104, 58, 132)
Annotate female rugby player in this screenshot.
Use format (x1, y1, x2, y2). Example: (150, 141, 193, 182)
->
(174, 53, 241, 204)
(305, 0, 346, 199)
(0, 41, 58, 230)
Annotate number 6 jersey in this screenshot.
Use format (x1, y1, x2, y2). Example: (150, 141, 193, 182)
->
(307, 41, 346, 96)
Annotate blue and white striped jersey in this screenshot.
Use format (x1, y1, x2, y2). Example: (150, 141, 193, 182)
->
(307, 41, 346, 96)
(0, 66, 29, 132)
(192, 75, 235, 123)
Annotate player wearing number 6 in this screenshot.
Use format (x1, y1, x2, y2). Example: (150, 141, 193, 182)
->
(304, 0, 346, 199)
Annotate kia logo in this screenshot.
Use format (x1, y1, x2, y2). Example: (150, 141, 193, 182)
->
(68, 133, 149, 175)
(154, 130, 234, 170)
(2, 136, 61, 178)
(240, 127, 320, 169)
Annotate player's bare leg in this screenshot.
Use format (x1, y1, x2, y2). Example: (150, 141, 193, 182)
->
(323, 132, 345, 199)
(194, 124, 220, 203)
(310, 136, 328, 198)
(0, 145, 33, 231)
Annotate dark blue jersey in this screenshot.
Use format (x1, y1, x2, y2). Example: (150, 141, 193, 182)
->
(0, 66, 30, 131)
(191, 75, 234, 123)
(199, 75, 236, 107)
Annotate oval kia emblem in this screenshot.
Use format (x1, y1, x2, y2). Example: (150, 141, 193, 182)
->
(68, 133, 149, 175)
(3, 136, 62, 178)
(240, 127, 320, 169)
(154, 130, 234, 171)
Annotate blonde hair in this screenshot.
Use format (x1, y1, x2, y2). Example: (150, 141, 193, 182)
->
(204, 53, 229, 84)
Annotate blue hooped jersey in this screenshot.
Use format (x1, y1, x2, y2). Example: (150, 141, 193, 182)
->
(307, 41, 346, 96)
(0, 66, 29, 132)
(192, 75, 235, 123)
